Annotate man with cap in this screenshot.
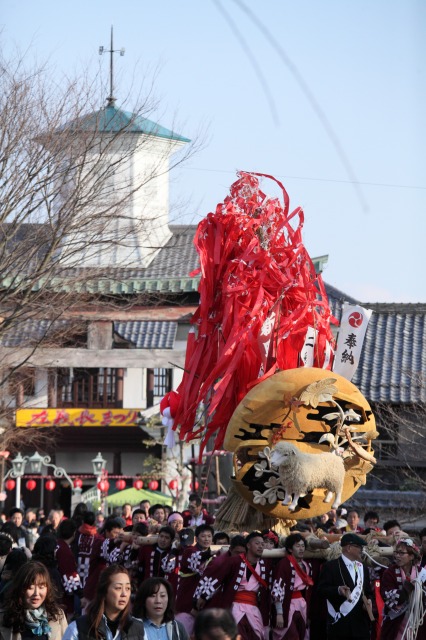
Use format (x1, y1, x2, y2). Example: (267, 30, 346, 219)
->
(317, 532, 373, 639)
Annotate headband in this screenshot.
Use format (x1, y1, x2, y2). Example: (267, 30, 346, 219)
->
(396, 537, 420, 556)
(168, 513, 184, 524)
(263, 531, 279, 544)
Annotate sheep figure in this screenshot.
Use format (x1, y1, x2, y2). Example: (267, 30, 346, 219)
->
(269, 441, 345, 511)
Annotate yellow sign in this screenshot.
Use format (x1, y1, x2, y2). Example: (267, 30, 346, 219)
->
(16, 408, 143, 428)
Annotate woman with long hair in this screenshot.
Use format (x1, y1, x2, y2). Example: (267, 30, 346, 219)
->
(133, 577, 188, 640)
(62, 564, 143, 640)
(0, 560, 66, 640)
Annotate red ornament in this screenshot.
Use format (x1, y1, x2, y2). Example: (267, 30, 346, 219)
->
(190, 480, 200, 491)
(133, 479, 143, 490)
(73, 478, 83, 489)
(26, 479, 36, 491)
(148, 480, 159, 491)
(5, 479, 15, 491)
(45, 479, 56, 491)
(168, 479, 178, 491)
(97, 480, 110, 493)
(115, 479, 126, 491)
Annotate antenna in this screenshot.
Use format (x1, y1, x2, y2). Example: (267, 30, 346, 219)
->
(99, 26, 125, 107)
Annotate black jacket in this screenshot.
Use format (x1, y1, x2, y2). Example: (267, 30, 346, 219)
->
(75, 615, 144, 640)
(317, 556, 373, 640)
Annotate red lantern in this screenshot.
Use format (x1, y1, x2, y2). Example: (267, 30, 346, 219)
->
(168, 479, 178, 491)
(115, 479, 126, 491)
(45, 479, 56, 491)
(73, 478, 83, 489)
(133, 479, 143, 490)
(5, 479, 15, 491)
(97, 480, 110, 493)
(26, 479, 36, 491)
(190, 480, 200, 491)
(148, 480, 159, 491)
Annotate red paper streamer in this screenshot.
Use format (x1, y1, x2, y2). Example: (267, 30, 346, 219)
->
(172, 172, 336, 453)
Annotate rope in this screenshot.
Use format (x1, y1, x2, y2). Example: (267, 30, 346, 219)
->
(401, 577, 426, 640)
(362, 549, 389, 570)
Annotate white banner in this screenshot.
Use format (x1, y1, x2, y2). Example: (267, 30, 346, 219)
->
(332, 304, 372, 380)
(300, 326, 317, 367)
(300, 327, 333, 369)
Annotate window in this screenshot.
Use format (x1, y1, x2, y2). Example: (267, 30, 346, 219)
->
(10, 368, 36, 406)
(56, 368, 123, 408)
(154, 368, 172, 398)
(146, 368, 172, 407)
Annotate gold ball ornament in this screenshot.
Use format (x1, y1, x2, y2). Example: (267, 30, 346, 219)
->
(224, 367, 378, 520)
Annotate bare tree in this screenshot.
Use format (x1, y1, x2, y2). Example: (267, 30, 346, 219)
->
(0, 47, 199, 453)
(372, 393, 426, 491)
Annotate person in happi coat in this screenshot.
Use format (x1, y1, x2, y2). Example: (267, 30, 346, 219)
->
(380, 537, 426, 640)
(272, 533, 314, 640)
(175, 525, 214, 635)
(317, 532, 373, 640)
(195, 531, 272, 640)
(55, 520, 82, 620)
(75, 512, 104, 591)
(82, 517, 124, 607)
(137, 526, 175, 585)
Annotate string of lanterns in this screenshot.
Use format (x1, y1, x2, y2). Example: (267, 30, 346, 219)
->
(4, 477, 163, 493)
(5, 475, 200, 495)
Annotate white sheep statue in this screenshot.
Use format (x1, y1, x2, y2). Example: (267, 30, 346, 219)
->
(269, 441, 345, 511)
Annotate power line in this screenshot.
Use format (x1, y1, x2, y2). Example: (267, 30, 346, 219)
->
(184, 166, 426, 191)
(223, 0, 370, 212)
(211, 0, 279, 125)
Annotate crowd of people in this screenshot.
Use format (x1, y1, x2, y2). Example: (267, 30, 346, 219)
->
(0, 497, 425, 640)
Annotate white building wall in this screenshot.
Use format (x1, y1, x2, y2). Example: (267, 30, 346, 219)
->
(172, 343, 186, 390)
(58, 132, 186, 269)
(123, 368, 144, 408)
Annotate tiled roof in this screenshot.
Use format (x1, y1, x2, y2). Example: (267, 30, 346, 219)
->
(324, 283, 360, 321)
(1, 224, 330, 295)
(349, 489, 426, 510)
(0, 319, 178, 350)
(0, 319, 80, 347)
(322, 287, 426, 404)
(113, 321, 177, 349)
(352, 304, 426, 403)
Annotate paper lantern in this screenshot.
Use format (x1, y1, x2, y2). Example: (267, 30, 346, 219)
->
(115, 479, 126, 491)
(148, 480, 159, 491)
(168, 479, 178, 491)
(133, 479, 143, 490)
(45, 479, 56, 491)
(26, 479, 36, 491)
(73, 478, 83, 489)
(97, 480, 110, 493)
(190, 480, 200, 491)
(5, 479, 15, 491)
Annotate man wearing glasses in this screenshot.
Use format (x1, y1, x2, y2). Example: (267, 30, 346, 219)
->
(317, 532, 373, 639)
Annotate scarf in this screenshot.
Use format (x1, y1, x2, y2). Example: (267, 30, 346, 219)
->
(288, 554, 314, 587)
(25, 608, 52, 636)
(240, 554, 268, 589)
(79, 523, 98, 536)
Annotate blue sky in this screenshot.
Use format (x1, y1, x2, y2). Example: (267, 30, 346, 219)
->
(2, 1, 425, 302)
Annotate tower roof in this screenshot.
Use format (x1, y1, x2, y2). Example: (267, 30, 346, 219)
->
(60, 104, 190, 142)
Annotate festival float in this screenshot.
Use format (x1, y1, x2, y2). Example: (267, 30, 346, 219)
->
(161, 171, 377, 533)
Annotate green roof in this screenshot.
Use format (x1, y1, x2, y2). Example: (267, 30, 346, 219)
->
(60, 105, 190, 143)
